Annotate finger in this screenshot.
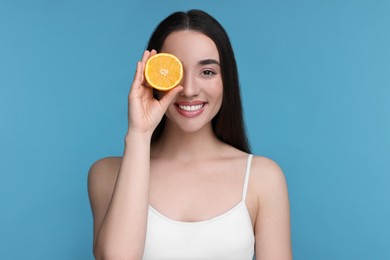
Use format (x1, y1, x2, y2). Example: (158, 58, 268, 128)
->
(141, 50, 150, 64)
(158, 85, 184, 110)
(150, 49, 157, 56)
(140, 50, 154, 84)
(130, 61, 143, 94)
(132, 61, 140, 81)
(133, 50, 149, 84)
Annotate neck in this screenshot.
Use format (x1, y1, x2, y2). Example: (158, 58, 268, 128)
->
(151, 122, 224, 162)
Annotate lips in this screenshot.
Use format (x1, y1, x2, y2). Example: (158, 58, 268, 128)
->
(177, 103, 204, 112)
(174, 101, 206, 117)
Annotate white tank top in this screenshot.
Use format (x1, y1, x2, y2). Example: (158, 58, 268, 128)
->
(143, 154, 255, 260)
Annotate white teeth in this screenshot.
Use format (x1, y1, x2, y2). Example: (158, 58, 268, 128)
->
(178, 104, 204, 112)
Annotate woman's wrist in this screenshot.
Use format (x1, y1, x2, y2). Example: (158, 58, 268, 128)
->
(124, 130, 153, 145)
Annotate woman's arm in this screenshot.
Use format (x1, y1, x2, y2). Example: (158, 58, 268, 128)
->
(253, 157, 292, 260)
(89, 133, 152, 259)
(88, 50, 183, 260)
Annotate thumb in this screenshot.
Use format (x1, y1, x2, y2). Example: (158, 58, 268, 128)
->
(158, 85, 184, 111)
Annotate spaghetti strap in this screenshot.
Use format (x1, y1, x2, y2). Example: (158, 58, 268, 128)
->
(242, 154, 253, 201)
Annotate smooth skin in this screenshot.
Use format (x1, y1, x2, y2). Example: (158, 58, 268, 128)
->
(88, 30, 292, 260)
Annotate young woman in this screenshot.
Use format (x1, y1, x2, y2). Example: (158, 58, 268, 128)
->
(88, 10, 292, 260)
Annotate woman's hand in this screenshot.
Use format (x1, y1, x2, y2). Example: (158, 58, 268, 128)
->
(127, 50, 183, 136)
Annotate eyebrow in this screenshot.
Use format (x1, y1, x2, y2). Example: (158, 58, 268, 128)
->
(198, 59, 220, 66)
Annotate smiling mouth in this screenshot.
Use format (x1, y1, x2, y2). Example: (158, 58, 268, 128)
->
(176, 103, 206, 112)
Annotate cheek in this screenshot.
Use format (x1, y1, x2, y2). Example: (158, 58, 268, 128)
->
(165, 103, 177, 120)
(216, 94, 223, 112)
(214, 81, 223, 103)
(208, 82, 223, 112)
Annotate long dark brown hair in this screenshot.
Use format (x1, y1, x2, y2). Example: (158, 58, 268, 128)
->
(147, 10, 251, 153)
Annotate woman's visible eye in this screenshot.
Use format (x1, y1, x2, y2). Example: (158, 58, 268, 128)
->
(201, 69, 216, 77)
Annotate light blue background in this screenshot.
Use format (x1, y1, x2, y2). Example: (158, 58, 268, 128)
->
(1, 0, 389, 259)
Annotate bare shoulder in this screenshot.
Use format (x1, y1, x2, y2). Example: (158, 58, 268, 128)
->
(88, 157, 123, 213)
(250, 155, 285, 180)
(249, 155, 289, 200)
(88, 157, 122, 188)
(250, 156, 292, 258)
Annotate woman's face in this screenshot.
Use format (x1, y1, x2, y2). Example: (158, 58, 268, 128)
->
(161, 30, 223, 133)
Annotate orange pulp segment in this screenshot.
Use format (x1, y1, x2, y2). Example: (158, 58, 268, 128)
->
(144, 53, 183, 91)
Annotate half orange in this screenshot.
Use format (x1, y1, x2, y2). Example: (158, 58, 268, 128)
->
(144, 53, 183, 91)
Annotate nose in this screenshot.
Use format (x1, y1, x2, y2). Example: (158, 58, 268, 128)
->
(179, 72, 200, 97)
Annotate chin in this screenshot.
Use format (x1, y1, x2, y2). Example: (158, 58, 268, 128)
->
(177, 122, 209, 134)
